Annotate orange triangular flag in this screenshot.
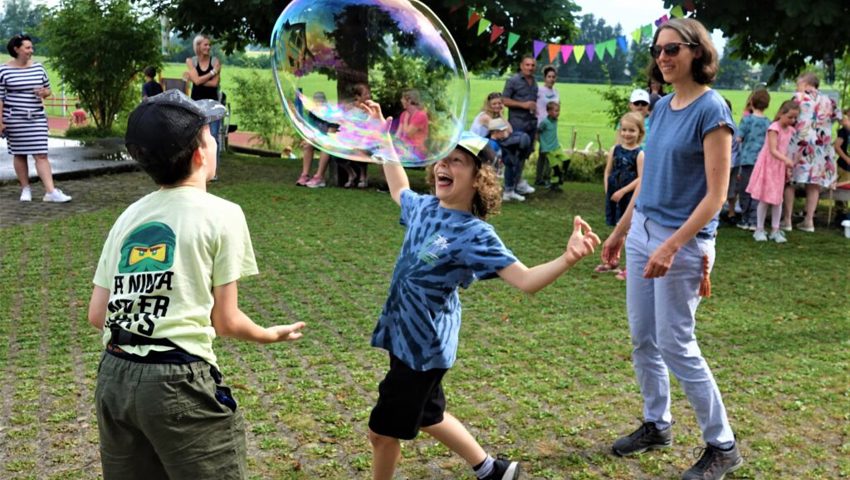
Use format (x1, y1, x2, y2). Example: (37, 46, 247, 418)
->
(548, 44, 560, 63)
(467, 12, 481, 30)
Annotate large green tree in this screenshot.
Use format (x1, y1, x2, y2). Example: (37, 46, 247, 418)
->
(667, 0, 850, 83)
(137, 0, 580, 74)
(40, 0, 160, 132)
(0, 0, 46, 42)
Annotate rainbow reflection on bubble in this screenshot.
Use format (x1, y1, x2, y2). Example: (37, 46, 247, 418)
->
(271, 0, 469, 166)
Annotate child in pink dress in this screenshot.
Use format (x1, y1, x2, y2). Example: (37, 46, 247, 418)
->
(746, 100, 800, 243)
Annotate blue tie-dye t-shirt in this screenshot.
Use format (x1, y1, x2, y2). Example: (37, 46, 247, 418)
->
(371, 189, 518, 371)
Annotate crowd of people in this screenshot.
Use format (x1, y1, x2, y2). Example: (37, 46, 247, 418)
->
(4, 15, 849, 480)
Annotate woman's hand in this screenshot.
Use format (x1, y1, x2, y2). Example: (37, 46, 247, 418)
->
(643, 240, 680, 278)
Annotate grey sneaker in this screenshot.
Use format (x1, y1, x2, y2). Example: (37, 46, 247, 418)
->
(682, 443, 743, 480)
(612, 421, 672, 456)
(483, 457, 520, 480)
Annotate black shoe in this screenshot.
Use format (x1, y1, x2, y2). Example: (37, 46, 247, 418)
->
(682, 443, 743, 480)
(482, 457, 520, 480)
(612, 421, 672, 456)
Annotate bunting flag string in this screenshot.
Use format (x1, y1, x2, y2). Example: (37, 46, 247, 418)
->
(462, 3, 694, 63)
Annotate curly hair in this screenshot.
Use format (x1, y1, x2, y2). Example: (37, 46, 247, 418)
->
(425, 156, 502, 220)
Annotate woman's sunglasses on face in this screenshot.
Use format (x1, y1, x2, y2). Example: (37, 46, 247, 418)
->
(650, 42, 698, 59)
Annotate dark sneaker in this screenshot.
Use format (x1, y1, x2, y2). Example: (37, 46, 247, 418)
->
(612, 422, 672, 456)
(483, 457, 520, 480)
(682, 443, 743, 480)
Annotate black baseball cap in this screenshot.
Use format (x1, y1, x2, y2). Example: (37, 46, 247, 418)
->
(125, 89, 226, 160)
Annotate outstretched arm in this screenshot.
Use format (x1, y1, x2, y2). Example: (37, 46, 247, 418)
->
(212, 281, 306, 343)
(360, 99, 408, 205)
(498, 216, 600, 293)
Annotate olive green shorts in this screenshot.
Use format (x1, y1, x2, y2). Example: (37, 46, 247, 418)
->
(95, 352, 247, 479)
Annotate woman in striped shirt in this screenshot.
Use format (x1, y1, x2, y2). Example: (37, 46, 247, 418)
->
(0, 34, 71, 202)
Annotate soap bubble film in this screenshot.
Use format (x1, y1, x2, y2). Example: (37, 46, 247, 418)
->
(271, 0, 469, 166)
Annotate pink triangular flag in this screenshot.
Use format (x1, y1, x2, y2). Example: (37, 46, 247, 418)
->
(489, 25, 505, 43)
(533, 40, 546, 59)
(561, 45, 573, 63)
(449, 2, 465, 14)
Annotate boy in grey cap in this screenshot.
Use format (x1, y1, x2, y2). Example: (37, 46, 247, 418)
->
(87, 90, 306, 479)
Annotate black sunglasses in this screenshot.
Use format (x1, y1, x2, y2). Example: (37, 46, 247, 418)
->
(650, 42, 698, 59)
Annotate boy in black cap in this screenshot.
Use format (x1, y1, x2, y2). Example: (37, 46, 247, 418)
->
(87, 89, 306, 479)
(360, 100, 601, 480)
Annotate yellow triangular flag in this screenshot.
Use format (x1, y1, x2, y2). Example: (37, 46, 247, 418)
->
(670, 5, 684, 17)
(632, 28, 641, 43)
(477, 18, 491, 36)
(574, 45, 585, 62)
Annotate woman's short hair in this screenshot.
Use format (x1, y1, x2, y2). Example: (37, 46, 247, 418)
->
(648, 18, 718, 86)
(192, 34, 210, 57)
(542, 65, 557, 77)
(7, 34, 32, 58)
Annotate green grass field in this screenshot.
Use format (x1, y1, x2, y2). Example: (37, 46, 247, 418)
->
(1, 154, 848, 479)
(39, 57, 792, 152)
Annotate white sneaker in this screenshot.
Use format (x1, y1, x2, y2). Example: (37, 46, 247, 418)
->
(43, 188, 72, 203)
(769, 231, 787, 243)
(502, 190, 525, 202)
(753, 230, 768, 242)
(20, 186, 31, 202)
(516, 179, 535, 194)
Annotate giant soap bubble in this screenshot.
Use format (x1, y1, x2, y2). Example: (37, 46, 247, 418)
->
(271, 0, 469, 166)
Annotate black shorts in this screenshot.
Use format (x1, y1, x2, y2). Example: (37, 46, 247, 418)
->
(368, 354, 448, 440)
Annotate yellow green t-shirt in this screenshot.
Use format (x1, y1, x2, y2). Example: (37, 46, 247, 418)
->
(93, 187, 258, 370)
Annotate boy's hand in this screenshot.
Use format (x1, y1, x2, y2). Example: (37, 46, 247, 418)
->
(265, 322, 306, 343)
(565, 216, 601, 266)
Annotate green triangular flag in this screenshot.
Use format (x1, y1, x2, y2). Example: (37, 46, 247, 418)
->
(507, 32, 520, 52)
(642, 24, 653, 39)
(670, 5, 684, 17)
(477, 18, 491, 36)
(605, 39, 617, 58)
(595, 42, 606, 61)
(632, 28, 641, 43)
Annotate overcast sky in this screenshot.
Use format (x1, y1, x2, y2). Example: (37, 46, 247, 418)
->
(572, 0, 727, 54)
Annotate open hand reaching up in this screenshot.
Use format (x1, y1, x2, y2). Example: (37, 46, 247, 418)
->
(565, 216, 601, 266)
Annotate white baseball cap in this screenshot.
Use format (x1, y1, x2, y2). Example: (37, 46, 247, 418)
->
(630, 89, 650, 104)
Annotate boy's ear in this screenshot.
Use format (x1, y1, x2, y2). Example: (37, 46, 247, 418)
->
(191, 141, 206, 171)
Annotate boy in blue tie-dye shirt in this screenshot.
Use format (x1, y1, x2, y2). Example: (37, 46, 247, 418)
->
(360, 100, 600, 480)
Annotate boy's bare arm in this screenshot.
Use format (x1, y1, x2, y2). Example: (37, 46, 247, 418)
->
(88, 285, 110, 330)
(498, 216, 600, 293)
(211, 282, 305, 343)
(358, 99, 409, 205)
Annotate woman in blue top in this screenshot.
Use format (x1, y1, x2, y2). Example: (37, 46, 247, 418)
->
(600, 18, 743, 480)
